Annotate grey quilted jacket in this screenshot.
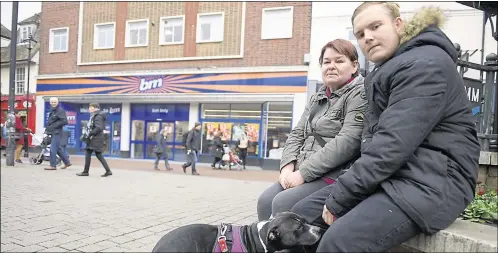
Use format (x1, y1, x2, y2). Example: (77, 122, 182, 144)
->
(280, 75, 367, 182)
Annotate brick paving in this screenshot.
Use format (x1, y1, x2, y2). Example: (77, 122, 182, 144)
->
(0, 157, 275, 252)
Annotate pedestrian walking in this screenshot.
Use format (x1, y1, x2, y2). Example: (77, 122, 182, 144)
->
(76, 103, 112, 177)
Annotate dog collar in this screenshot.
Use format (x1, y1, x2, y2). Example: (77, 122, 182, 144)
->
(213, 223, 246, 253)
(257, 221, 269, 253)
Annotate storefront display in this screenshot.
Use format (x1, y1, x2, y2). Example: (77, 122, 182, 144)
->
(0, 95, 36, 147)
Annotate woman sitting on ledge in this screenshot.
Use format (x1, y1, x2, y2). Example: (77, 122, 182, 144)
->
(257, 39, 368, 221)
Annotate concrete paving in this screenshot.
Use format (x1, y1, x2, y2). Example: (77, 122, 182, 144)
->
(1, 158, 273, 252)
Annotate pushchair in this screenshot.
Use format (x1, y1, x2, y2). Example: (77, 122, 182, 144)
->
(221, 145, 243, 171)
(29, 132, 62, 166)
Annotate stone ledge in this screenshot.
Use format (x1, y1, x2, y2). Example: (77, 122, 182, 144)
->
(403, 219, 497, 252)
(479, 151, 498, 165)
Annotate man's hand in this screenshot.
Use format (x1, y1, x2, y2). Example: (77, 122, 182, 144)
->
(322, 205, 336, 225)
(285, 170, 305, 189)
(187, 150, 191, 155)
(279, 163, 294, 189)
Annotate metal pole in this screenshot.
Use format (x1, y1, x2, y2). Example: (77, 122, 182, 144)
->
(24, 42, 31, 158)
(481, 53, 498, 151)
(480, 12, 486, 82)
(6, 2, 19, 166)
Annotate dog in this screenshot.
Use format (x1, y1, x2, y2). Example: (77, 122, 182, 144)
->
(152, 212, 324, 253)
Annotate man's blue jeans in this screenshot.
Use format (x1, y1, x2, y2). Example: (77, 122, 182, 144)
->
(50, 133, 70, 167)
(186, 150, 199, 173)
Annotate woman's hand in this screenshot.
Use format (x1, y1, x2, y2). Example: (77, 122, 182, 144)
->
(285, 171, 305, 189)
(279, 163, 294, 189)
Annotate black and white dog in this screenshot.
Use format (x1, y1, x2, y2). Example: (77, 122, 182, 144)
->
(152, 212, 324, 253)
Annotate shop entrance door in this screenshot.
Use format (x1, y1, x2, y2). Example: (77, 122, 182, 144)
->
(145, 121, 175, 160)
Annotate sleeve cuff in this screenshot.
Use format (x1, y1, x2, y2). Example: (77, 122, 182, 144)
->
(325, 192, 345, 218)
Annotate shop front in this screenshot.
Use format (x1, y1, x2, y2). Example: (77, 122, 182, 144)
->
(130, 103, 189, 161)
(37, 70, 308, 168)
(43, 102, 122, 156)
(0, 95, 36, 148)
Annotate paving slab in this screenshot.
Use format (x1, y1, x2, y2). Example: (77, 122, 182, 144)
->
(1, 158, 272, 252)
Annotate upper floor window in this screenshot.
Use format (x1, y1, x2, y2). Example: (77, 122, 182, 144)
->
(15, 66, 25, 95)
(261, 7, 293, 40)
(159, 16, 185, 45)
(49, 27, 69, 53)
(196, 12, 224, 43)
(18, 26, 33, 43)
(125, 19, 149, 47)
(94, 22, 115, 49)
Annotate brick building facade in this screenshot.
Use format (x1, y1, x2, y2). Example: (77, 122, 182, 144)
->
(36, 2, 311, 168)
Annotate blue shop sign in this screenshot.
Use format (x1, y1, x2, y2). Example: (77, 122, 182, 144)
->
(131, 104, 189, 121)
(79, 104, 121, 115)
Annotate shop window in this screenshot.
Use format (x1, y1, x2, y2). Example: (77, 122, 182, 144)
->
(175, 121, 189, 142)
(200, 103, 262, 157)
(230, 103, 262, 120)
(201, 103, 230, 119)
(131, 120, 145, 141)
(265, 102, 293, 158)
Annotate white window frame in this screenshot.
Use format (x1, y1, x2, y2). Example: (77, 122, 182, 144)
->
(196, 12, 225, 43)
(159, 15, 185, 45)
(49, 27, 69, 53)
(15, 66, 26, 95)
(125, 19, 149, 48)
(93, 22, 116, 50)
(261, 6, 294, 40)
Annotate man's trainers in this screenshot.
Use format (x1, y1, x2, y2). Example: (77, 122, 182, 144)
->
(44, 167, 56, 170)
(76, 172, 89, 176)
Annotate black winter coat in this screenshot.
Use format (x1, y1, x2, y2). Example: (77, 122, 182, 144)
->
(324, 7, 480, 234)
(46, 105, 68, 135)
(211, 136, 224, 158)
(85, 111, 107, 152)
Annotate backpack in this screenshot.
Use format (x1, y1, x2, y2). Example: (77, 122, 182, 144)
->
(181, 130, 190, 147)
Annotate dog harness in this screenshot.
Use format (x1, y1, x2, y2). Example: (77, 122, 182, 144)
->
(213, 223, 246, 253)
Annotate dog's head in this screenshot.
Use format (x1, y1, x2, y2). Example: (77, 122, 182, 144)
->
(261, 212, 324, 252)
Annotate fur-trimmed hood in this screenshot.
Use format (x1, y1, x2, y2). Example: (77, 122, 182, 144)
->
(394, 6, 457, 62)
(400, 6, 446, 45)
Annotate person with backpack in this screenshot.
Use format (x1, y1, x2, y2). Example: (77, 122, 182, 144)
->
(181, 122, 201, 176)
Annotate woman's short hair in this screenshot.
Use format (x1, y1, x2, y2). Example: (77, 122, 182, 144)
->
(318, 39, 360, 76)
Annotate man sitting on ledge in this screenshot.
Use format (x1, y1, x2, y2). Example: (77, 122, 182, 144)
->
(290, 2, 480, 252)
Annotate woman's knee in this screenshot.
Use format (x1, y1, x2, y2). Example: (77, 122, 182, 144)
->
(271, 189, 302, 215)
(257, 183, 283, 220)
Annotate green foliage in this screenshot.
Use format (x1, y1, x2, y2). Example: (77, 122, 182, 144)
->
(460, 183, 498, 225)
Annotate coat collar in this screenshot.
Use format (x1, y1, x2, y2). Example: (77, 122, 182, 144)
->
(316, 75, 365, 101)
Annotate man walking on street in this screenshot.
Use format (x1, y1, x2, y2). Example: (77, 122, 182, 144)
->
(44, 97, 72, 170)
(182, 122, 201, 176)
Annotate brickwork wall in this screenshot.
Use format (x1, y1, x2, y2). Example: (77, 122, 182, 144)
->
(39, 1, 312, 75)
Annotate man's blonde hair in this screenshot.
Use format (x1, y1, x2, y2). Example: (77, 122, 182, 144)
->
(351, 2, 401, 25)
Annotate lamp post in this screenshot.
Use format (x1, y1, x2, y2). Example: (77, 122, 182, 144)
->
(21, 33, 37, 158)
(6, 2, 19, 166)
